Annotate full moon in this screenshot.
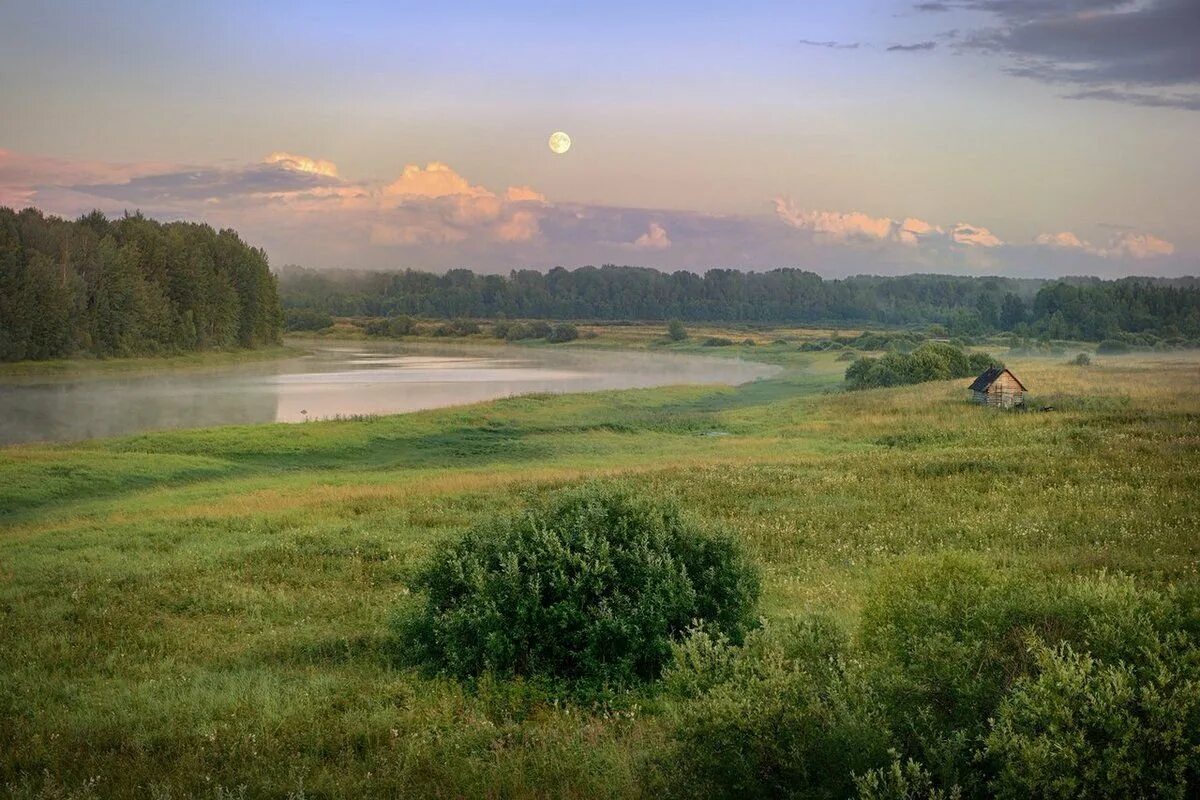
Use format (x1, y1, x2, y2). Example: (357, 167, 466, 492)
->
(548, 131, 571, 154)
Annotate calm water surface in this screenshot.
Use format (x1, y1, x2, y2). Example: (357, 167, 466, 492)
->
(0, 341, 777, 445)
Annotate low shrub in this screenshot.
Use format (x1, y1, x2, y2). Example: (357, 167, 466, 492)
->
(396, 484, 760, 687)
(702, 337, 733, 347)
(1071, 352, 1092, 366)
(283, 308, 333, 332)
(667, 319, 688, 341)
(659, 619, 891, 800)
(450, 318, 481, 335)
(861, 557, 1180, 793)
(547, 323, 579, 343)
(365, 315, 417, 337)
(658, 555, 1199, 799)
(855, 754, 962, 800)
(1097, 339, 1130, 354)
(504, 322, 536, 341)
(984, 637, 1200, 799)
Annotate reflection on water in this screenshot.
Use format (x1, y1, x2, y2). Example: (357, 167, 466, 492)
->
(0, 341, 778, 445)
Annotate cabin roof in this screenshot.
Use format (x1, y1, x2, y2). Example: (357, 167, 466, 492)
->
(969, 366, 1026, 392)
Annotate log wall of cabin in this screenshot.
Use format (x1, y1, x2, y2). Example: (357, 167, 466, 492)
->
(986, 372, 1024, 407)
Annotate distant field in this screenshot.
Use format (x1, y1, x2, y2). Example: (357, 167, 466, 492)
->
(1, 334, 1198, 798)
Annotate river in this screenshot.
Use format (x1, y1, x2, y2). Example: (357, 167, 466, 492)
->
(0, 341, 777, 445)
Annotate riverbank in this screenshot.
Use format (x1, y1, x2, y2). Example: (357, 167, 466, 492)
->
(0, 344, 307, 379)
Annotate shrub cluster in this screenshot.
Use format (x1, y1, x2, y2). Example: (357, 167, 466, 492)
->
(845, 343, 1001, 390)
(364, 314, 418, 337)
(284, 308, 333, 332)
(803, 331, 930, 354)
(657, 555, 1200, 799)
(432, 318, 481, 337)
(493, 320, 562, 341)
(546, 323, 579, 343)
(397, 485, 760, 687)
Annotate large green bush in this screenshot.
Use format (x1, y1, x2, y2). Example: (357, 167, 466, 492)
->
(845, 343, 1001, 390)
(397, 485, 760, 685)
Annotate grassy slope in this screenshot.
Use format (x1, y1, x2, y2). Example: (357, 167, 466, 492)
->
(1, 337, 1198, 798)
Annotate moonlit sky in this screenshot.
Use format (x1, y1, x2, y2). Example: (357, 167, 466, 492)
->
(1, 0, 1197, 276)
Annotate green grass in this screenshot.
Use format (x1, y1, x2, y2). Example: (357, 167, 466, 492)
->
(1, 339, 1198, 798)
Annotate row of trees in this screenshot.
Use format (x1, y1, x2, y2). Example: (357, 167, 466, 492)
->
(0, 208, 281, 361)
(279, 265, 1200, 340)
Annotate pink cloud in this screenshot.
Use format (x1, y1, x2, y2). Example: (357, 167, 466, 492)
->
(0, 148, 175, 210)
(950, 223, 1003, 248)
(495, 210, 541, 242)
(632, 222, 671, 249)
(1035, 231, 1088, 249)
(1, 148, 1187, 275)
(1033, 229, 1175, 259)
(774, 199, 1003, 250)
(774, 200, 900, 243)
(504, 186, 546, 203)
(1104, 231, 1175, 259)
(264, 151, 339, 178)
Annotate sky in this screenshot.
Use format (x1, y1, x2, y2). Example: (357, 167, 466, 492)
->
(1, 0, 1197, 277)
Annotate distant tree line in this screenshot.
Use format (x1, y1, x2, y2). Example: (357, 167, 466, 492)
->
(279, 265, 1200, 340)
(0, 208, 281, 361)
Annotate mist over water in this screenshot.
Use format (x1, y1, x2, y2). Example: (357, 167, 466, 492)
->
(0, 342, 777, 445)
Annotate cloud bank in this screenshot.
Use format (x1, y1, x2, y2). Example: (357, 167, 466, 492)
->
(0, 148, 1188, 277)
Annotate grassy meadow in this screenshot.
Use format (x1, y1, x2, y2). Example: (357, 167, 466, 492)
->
(1, 328, 1198, 798)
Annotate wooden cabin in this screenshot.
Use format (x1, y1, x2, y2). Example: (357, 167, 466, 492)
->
(969, 367, 1026, 408)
